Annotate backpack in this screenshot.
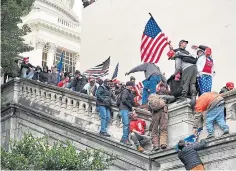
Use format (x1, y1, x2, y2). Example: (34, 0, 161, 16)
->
(148, 94, 166, 112)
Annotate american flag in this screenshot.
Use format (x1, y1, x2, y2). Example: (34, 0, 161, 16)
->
(134, 82, 144, 97)
(83, 57, 110, 78)
(141, 16, 169, 63)
(111, 63, 119, 81)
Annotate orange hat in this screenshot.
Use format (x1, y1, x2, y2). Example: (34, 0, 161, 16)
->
(205, 48, 212, 56)
(226, 82, 234, 89)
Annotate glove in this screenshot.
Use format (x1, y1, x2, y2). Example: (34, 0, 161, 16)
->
(167, 50, 175, 58)
(125, 72, 129, 76)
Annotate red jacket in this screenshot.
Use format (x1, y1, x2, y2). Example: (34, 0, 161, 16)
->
(130, 119, 146, 135)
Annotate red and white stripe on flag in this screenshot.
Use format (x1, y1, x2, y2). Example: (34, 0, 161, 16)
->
(134, 82, 144, 97)
(140, 16, 169, 64)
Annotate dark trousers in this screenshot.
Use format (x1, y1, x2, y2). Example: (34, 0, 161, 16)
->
(182, 65, 198, 97)
(130, 132, 148, 147)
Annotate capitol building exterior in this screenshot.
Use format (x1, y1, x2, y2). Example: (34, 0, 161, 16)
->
(20, 0, 81, 73)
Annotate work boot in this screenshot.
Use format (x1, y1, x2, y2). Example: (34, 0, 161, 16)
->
(137, 146, 144, 152)
(120, 139, 132, 146)
(190, 96, 196, 109)
(223, 130, 229, 135)
(161, 144, 167, 150)
(99, 132, 111, 137)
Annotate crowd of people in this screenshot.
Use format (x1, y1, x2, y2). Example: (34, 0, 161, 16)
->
(3, 39, 236, 171)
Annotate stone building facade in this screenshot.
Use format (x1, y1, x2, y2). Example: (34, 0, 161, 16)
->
(20, 0, 81, 72)
(1, 78, 236, 170)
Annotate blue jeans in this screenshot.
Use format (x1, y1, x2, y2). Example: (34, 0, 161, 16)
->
(120, 110, 130, 141)
(206, 106, 229, 135)
(21, 68, 34, 79)
(198, 75, 212, 95)
(98, 106, 111, 133)
(142, 75, 161, 104)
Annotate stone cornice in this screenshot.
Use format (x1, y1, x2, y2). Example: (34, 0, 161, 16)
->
(38, 0, 79, 22)
(27, 19, 80, 40)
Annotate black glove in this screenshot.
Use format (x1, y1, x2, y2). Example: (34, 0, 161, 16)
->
(125, 72, 129, 76)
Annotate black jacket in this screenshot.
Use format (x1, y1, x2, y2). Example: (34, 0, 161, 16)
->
(178, 139, 206, 170)
(119, 88, 135, 111)
(96, 85, 115, 107)
(20, 62, 34, 75)
(40, 72, 48, 83)
(71, 76, 87, 92)
(219, 87, 229, 94)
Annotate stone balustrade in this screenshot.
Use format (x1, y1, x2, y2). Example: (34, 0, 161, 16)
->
(2, 78, 236, 170)
(58, 18, 80, 29)
(1, 78, 236, 148)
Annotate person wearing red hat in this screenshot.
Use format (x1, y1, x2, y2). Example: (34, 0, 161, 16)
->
(192, 45, 215, 95)
(20, 57, 35, 79)
(220, 82, 235, 94)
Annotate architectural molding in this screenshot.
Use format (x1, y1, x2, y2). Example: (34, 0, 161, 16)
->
(38, 0, 79, 22)
(27, 20, 80, 40)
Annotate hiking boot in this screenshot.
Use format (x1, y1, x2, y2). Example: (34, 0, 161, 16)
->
(190, 96, 196, 109)
(223, 130, 229, 135)
(152, 146, 160, 151)
(137, 146, 144, 152)
(161, 144, 167, 150)
(206, 134, 214, 139)
(120, 140, 132, 146)
(99, 132, 111, 137)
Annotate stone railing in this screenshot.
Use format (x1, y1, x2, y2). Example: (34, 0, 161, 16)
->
(1, 78, 236, 147)
(57, 18, 80, 29)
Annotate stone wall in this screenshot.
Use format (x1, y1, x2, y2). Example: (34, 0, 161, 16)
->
(1, 78, 236, 170)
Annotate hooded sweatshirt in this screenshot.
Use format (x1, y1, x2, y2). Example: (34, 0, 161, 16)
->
(128, 63, 166, 82)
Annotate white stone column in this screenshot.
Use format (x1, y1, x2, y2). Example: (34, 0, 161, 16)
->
(75, 53, 80, 70)
(34, 40, 45, 67)
(47, 43, 57, 68)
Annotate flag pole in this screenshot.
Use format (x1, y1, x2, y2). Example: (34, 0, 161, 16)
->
(149, 12, 153, 18)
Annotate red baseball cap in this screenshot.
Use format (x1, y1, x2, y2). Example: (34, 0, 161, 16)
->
(226, 82, 234, 89)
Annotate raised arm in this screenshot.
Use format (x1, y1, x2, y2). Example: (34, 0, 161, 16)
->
(128, 63, 147, 74)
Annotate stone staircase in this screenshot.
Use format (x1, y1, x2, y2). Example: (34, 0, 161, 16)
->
(1, 78, 236, 170)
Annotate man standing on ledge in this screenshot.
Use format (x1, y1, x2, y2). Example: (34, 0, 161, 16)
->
(125, 63, 166, 105)
(178, 139, 206, 170)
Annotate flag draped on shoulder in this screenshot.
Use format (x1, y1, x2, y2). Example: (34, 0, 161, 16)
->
(83, 57, 110, 78)
(111, 63, 119, 81)
(141, 14, 169, 64)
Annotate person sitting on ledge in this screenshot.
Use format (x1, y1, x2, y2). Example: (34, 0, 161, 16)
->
(178, 139, 206, 170)
(194, 92, 229, 139)
(219, 82, 235, 94)
(130, 112, 149, 152)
